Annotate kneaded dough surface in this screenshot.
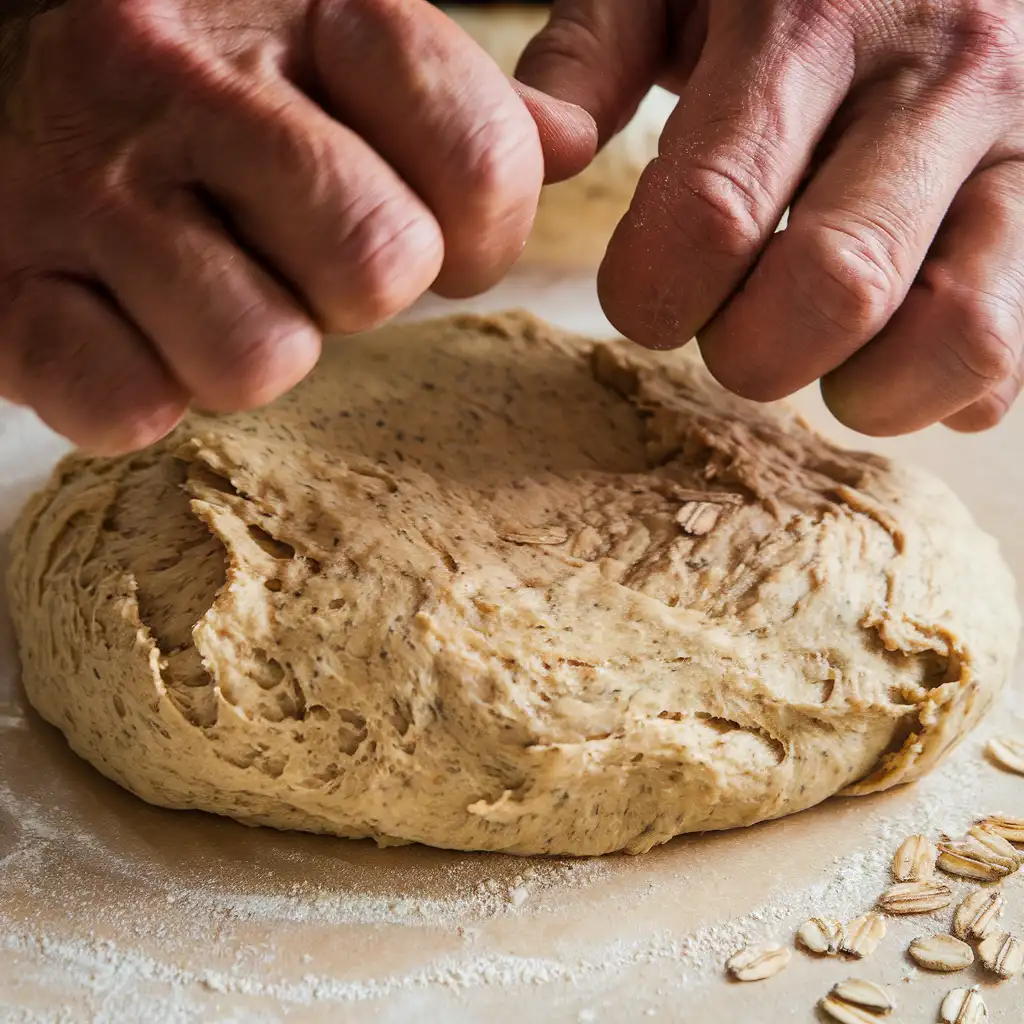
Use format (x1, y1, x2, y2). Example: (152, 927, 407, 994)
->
(8, 312, 1019, 855)
(444, 5, 675, 266)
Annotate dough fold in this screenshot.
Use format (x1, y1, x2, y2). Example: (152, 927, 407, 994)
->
(7, 312, 1018, 855)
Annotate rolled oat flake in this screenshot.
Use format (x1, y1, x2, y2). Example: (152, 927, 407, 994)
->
(987, 735, 1024, 775)
(725, 942, 791, 982)
(819, 995, 896, 1024)
(940, 987, 989, 1024)
(840, 913, 887, 958)
(830, 977, 895, 1012)
(976, 814, 1024, 843)
(877, 880, 953, 914)
(892, 834, 937, 882)
(952, 889, 1003, 942)
(977, 930, 1024, 979)
(908, 934, 975, 972)
(797, 917, 844, 956)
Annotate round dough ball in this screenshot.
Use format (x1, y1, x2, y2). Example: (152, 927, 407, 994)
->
(8, 313, 1018, 855)
(444, 5, 675, 266)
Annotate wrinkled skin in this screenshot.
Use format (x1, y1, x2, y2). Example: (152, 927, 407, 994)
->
(0, 0, 596, 452)
(519, 0, 1024, 435)
(3, 0, 1024, 452)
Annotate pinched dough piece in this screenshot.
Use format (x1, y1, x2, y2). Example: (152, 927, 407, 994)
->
(7, 312, 1018, 855)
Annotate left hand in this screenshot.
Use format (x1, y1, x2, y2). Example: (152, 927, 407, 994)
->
(519, 0, 1024, 435)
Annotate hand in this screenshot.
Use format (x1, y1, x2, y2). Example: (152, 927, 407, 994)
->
(0, 0, 597, 453)
(519, 0, 1024, 435)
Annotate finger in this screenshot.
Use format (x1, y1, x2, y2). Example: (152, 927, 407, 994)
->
(188, 78, 444, 334)
(91, 192, 322, 414)
(0, 277, 186, 454)
(513, 82, 598, 185)
(698, 77, 997, 401)
(309, 0, 559, 298)
(597, 5, 853, 350)
(820, 161, 1024, 435)
(515, 0, 671, 144)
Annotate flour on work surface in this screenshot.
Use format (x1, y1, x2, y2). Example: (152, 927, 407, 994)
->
(4, 706, 1021, 1024)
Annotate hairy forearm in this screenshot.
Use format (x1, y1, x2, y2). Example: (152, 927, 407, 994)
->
(1, 0, 66, 89)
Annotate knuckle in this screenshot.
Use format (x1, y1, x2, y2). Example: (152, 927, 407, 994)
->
(257, 105, 337, 185)
(940, 2, 1024, 92)
(787, 219, 904, 336)
(516, 10, 627, 138)
(671, 158, 772, 259)
(518, 9, 605, 77)
(450, 109, 543, 216)
(952, 1, 1021, 60)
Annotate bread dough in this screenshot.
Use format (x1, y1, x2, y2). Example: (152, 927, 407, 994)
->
(444, 5, 676, 266)
(7, 312, 1018, 856)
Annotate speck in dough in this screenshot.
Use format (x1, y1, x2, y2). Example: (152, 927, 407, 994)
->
(7, 312, 1018, 855)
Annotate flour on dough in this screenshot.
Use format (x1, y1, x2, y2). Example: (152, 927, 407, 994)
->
(7, 312, 1019, 855)
(444, 5, 676, 267)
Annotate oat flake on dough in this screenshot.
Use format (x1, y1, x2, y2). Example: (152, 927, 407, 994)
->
(6, 312, 1018, 855)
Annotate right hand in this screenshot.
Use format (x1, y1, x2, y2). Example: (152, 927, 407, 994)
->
(0, 0, 597, 453)
(519, 0, 1024, 437)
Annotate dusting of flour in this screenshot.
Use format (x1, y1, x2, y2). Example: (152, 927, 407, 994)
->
(3, 694, 1021, 1024)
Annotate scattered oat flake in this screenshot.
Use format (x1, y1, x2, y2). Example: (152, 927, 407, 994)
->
(830, 977, 895, 1012)
(977, 930, 1024, 979)
(977, 814, 1024, 843)
(892, 834, 937, 882)
(819, 995, 893, 1024)
(936, 849, 1005, 883)
(908, 934, 974, 972)
(937, 831, 1020, 882)
(840, 913, 886, 958)
(725, 942, 791, 982)
(877, 880, 953, 915)
(797, 917, 844, 956)
(966, 827, 1023, 868)
(987, 735, 1024, 775)
(952, 889, 1004, 942)
(940, 987, 989, 1024)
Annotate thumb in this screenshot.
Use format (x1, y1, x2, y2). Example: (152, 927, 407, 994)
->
(513, 81, 598, 184)
(515, 0, 669, 146)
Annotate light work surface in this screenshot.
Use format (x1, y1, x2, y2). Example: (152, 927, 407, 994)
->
(1, 271, 1021, 1022)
